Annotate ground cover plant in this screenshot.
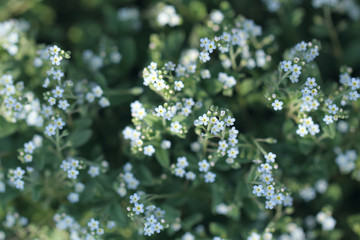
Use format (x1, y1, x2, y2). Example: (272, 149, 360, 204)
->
(1, 0, 360, 239)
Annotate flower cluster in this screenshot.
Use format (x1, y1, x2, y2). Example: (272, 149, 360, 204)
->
(128, 193, 167, 236)
(338, 70, 360, 102)
(316, 210, 336, 231)
(247, 231, 273, 240)
(82, 47, 122, 71)
(271, 41, 359, 139)
(67, 182, 85, 204)
(217, 72, 236, 90)
(172, 156, 196, 181)
(156, 5, 181, 27)
(194, 107, 242, 167)
(154, 98, 198, 121)
(7, 167, 26, 190)
(3, 211, 28, 228)
(60, 158, 82, 180)
(252, 152, 293, 209)
(142, 61, 197, 96)
(199, 16, 271, 72)
(277, 223, 306, 240)
(19, 137, 40, 163)
(299, 179, 328, 202)
(0, 74, 30, 123)
(54, 213, 106, 240)
(334, 148, 358, 175)
(74, 81, 110, 108)
(87, 218, 105, 237)
(0, 19, 29, 55)
(117, 7, 141, 30)
(280, 41, 320, 84)
(115, 162, 140, 197)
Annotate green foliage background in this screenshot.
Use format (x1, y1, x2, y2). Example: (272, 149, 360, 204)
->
(1, 0, 360, 239)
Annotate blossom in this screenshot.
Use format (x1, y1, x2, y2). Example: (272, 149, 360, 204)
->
(170, 121, 182, 133)
(252, 185, 264, 197)
(323, 115, 334, 125)
(144, 145, 155, 156)
(133, 203, 144, 215)
(271, 99, 283, 111)
(198, 159, 210, 172)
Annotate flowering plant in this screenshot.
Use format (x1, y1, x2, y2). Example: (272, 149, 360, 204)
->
(1, 0, 360, 240)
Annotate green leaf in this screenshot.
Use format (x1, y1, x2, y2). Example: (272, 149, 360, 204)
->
(223, 88, 233, 97)
(32, 184, 43, 202)
(206, 79, 223, 96)
(209, 222, 227, 238)
(0, 117, 17, 138)
(109, 202, 127, 225)
(136, 165, 154, 186)
(166, 30, 186, 56)
(235, 178, 249, 201)
(298, 137, 315, 154)
(182, 213, 203, 231)
(322, 124, 336, 139)
(188, 1, 207, 20)
(348, 214, 360, 236)
(243, 197, 260, 220)
(73, 117, 93, 130)
(155, 147, 170, 168)
(291, 8, 305, 27)
(237, 79, 255, 96)
(143, 114, 162, 129)
(68, 129, 92, 147)
(161, 205, 181, 222)
(246, 165, 257, 183)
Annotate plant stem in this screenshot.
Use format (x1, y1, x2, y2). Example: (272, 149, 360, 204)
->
(324, 6, 343, 62)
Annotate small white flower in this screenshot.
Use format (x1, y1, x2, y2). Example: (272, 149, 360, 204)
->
(144, 145, 155, 156)
(272, 99, 283, 111)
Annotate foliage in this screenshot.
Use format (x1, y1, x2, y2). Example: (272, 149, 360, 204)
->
(1, 0, 360, 239)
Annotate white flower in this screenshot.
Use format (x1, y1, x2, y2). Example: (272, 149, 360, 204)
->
(176, 156, 188, 168)
(49, 45, 61, 55)
(144, 145, 155, 156)
(272, 99, 283, 111)
(198, 159, 210, 172)
(99, 97, 110, 108)
(88, 166, 100, 178)
(296, 124, 308, 137)
(174, 81, 184, 91)
(265, 152, 276, 163)
(92, 86, 103, 97)
(204, 171, 216, 183)
(52, 86, 64, 98)
(87, 218, 99, 231)
(58, 100, 70, 110)
(323, 115, 334, 125)
(199, 51, 210, 62)
(170, 121, 182, 133)
(68, 192, 79, 203)
(45, 124, 57, 136)
(161, 140, 171, 149)
(174, 167, 186, 177)
(50, 55, 63, 65)
(210, 10, 224, 24)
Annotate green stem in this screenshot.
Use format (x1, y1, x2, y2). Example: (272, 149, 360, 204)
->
(252, 139, 267, 155)
(324, 6, 343, 62)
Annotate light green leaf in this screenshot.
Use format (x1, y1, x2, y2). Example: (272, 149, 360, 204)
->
(68, 129, 92, 147)
(155, 147, 170, 168)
